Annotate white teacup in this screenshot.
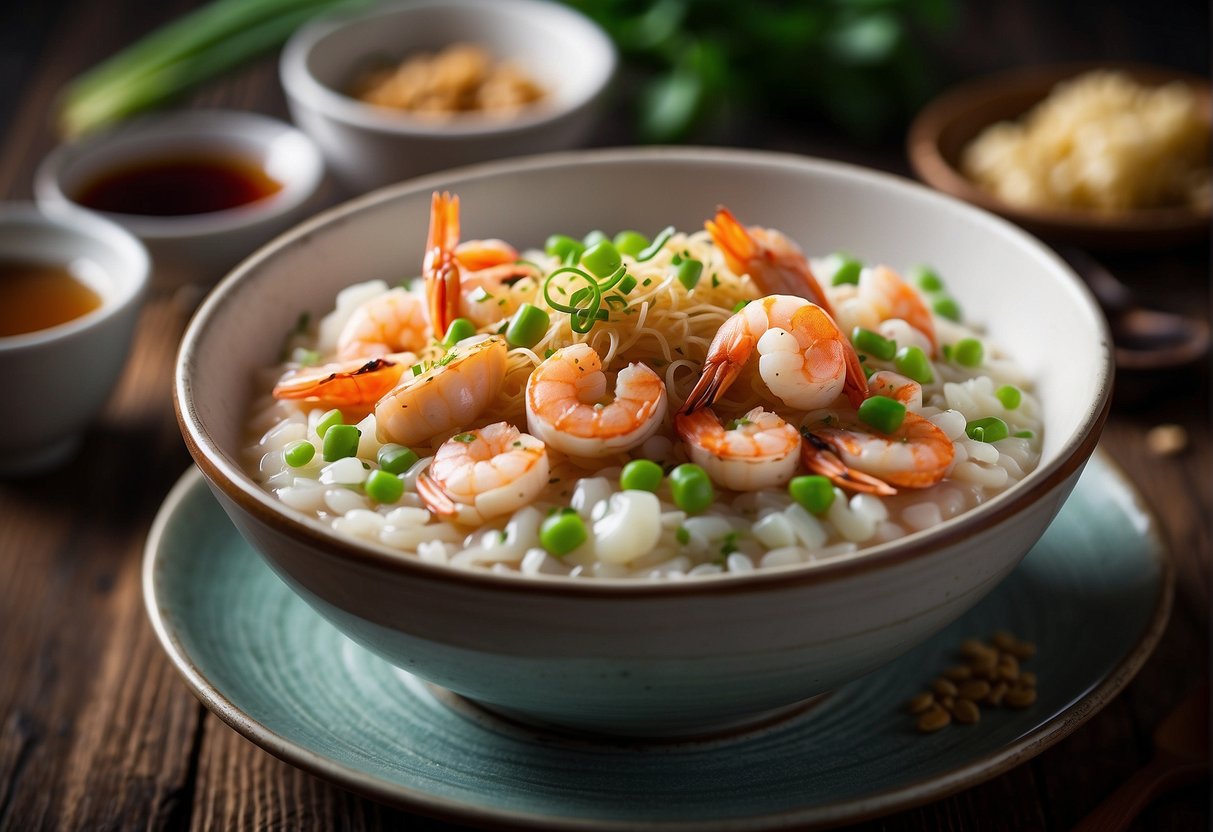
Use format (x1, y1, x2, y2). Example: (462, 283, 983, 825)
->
(0, 205, 149, 476)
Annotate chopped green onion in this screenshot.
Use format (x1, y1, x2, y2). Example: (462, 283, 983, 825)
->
(862, 364, 876, 379)
(613, 230, 649, 257)
(505, 303, 550, 348)
(675, 526, 690, 545)
(544, 348, 556, 359)
(411, 363, 423, 376)
(283, 439, 315, 468)
(677, 258, 703, 291)
(730, 299, 749, 313)
(441, 317, 476, 347)
(540, 510, 587, 556)
(581, 240, 622, 278)
(995, 385, 1022, 410)
(857, 396, 906, 434)
(823, 252, 862, 286)
(545, 234, 584, 263)
(669, 464, 714, 514)
(933, 296, 962, 322)
(377, 444, 419, 475)
(725, 418, 752, 430)
(322, 424, 360, 461)
(851, 327, 897, 361)
(909, 265, 944, 292)
(720, 531, 740, 556)
(966, 416, 1009, 443)
(1013, 430, 1034, 439)
(635, 226, 675, 261)
(617, 274, 637, 295)
(365, 469, 404, 504)
(789, 475, 834, 515)
(620, 459, 663, 492)
(290, 347, 320, 367)
(953, 338, 984, 367)
(893, 345, 934, 384)
(582, 230, 608, 247)
(315, 408, 343, 438)
(452, 433, 477, 443)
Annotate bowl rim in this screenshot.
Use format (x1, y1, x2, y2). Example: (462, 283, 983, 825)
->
(907, 61, 1212, 241)
(0, 202, 149, 352)
(279, 0, 618, 138)
(34, 109, 326, 240)
(175, 146, 1114, 597)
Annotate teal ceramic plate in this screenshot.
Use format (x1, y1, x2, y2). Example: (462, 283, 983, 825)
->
(144, 452, 1171, 830)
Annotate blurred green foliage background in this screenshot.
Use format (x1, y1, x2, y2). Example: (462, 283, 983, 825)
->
(560, 0, 958, 143)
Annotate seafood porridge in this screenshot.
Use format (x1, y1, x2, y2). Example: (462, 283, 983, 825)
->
(244, 193, 1042, 579)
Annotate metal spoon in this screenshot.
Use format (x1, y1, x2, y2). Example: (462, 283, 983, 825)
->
(1072, 683, 1209, 832)
(1060, 247, 1211, 372)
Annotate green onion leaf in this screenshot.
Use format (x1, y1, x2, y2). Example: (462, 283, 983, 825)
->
(635, 226, 675, 261)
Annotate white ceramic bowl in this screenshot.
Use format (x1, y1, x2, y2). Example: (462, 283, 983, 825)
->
(0, 205, 149, 476)
(280, 0, 616, 192)
(175, 148, 1112, 736)
(36, 110, 326, 287)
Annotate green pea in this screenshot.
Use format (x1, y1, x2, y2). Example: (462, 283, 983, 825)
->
(283, 439, 315, 468)
(540, 510, 587, 556)
(789, 475, 835, 515)
(908, 265, 944, 292)
(677, 258, 703, 291)
(620, 459, 663, 492)
(857, 395, 906, 434)
(581, 240, 622, 278)
(545, 234, 583, 263)
(995, 384, 1022, 410)
(441, 317, 476, 346)
(612, 230, 649, 257)
(953, 337, 984, 367)
(893, 345, 934, 384)
(322, 424, 361, 461)
(377, 443, 419, 475)
(933, 296, 962, 322)
(505, 302, 550, 348)
(823, 252, 862, 286)
(966, 416, 1010, 443)
(364, 469, 404, 504)
(851, 327, 897, 361)
(669, 463, 714, 514)
(315, 408, 343, 438)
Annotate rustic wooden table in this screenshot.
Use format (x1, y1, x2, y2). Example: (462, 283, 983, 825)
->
(1, 1, 1208, 829)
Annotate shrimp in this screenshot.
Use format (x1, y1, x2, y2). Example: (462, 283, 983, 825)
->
(866, 370, 922, 411)
(674, 407, 801, 491)
(832, 266, 937, 355)
(374, 335, 507, 446)
(272, 354, 410, 411)
(801, 412, 954, 495)
(525, 343, 667, 457)
(425, 191, 462, 338)
(681, 294, 868, 415)
(336, 287, 430, 360)
(424, 192, 539, 335)
(706, 207, 834, 318)
(416, 422, 550, 525)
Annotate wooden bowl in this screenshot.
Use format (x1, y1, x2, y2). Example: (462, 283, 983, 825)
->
(908, 63, 1211, 249)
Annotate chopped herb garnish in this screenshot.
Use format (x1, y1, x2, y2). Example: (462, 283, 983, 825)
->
(410, 363, 423, 376)
(675, 526, 690, 545)
(452, 433, 476, 443)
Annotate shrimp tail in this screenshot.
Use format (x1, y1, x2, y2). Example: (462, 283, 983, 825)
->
(708, 206, 835, 317)
(801, 431, 898, 496)
(679, 314, 753, 413)
(425, 191, 463, 338)
(705, 206, 756, 264)
(842, 341, 870, 409)
(416, 469, 458, 517)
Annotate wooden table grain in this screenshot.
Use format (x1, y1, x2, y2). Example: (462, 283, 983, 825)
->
(0, 1, 1208, 829)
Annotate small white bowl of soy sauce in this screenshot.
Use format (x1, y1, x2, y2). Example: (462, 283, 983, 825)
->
(35, 110, 326, 288)
(0, 205, 149, 476)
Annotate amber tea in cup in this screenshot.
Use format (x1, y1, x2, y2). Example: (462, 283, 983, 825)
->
(0, 258, 106, 337)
